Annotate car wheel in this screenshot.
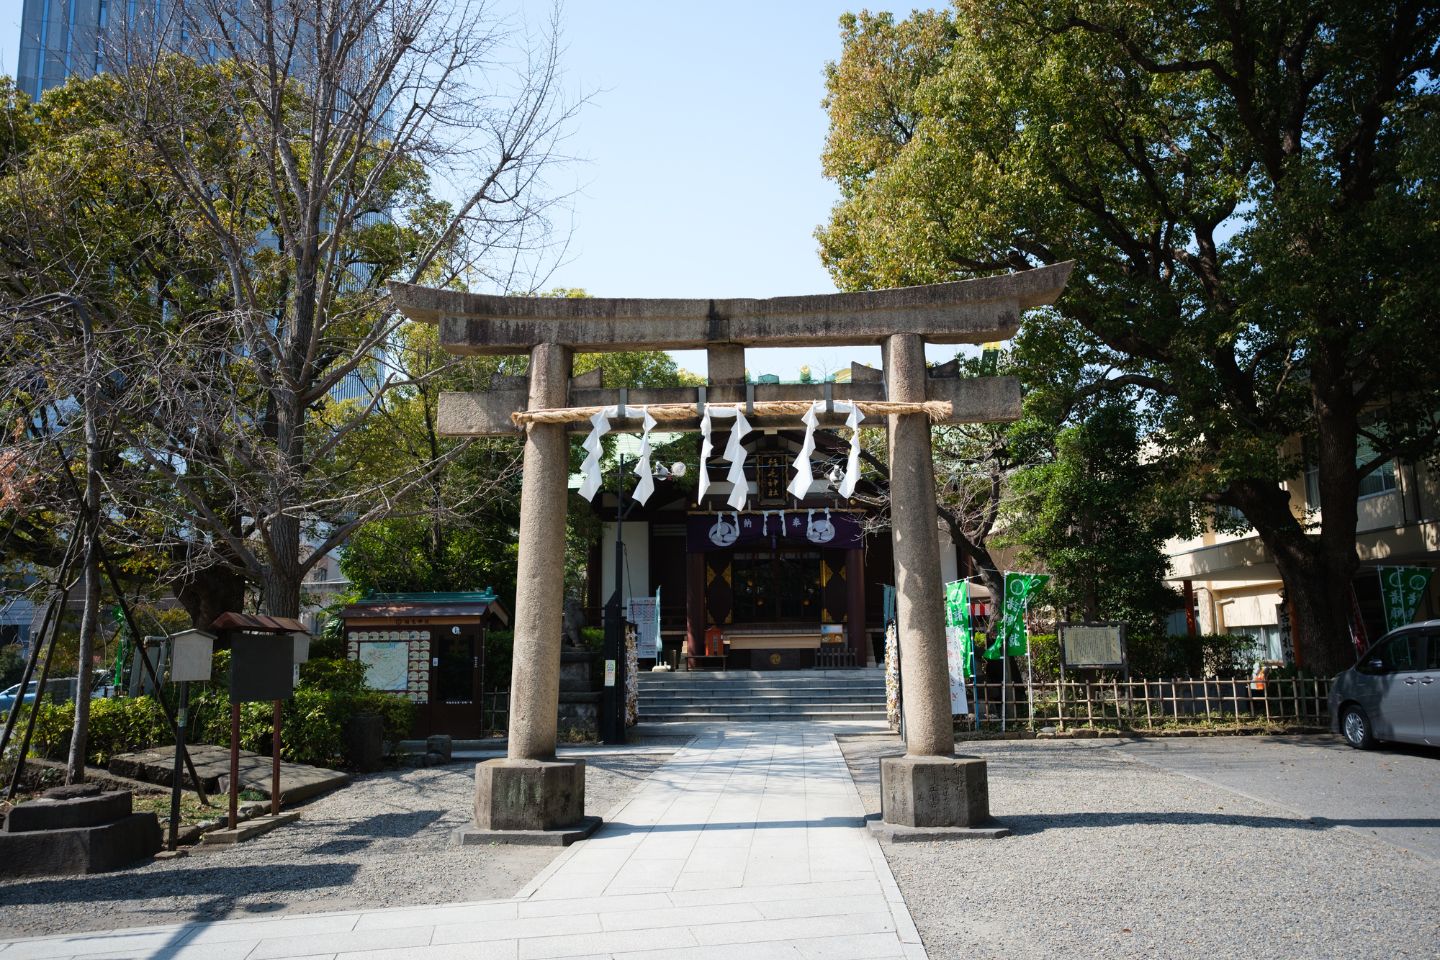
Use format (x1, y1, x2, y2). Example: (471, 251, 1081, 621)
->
(1341, 703, 1376, 750)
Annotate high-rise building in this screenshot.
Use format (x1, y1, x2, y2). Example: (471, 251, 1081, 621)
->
(17, 0, 108, 100)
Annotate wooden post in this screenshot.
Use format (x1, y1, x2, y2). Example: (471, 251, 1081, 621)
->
(1142, 680, 1153, 730)
(846, 548, 866, 667)
(271, 700, 282, 817)
(168, 681, 188, 851)
(1113, 677, 1122, 732)
(685, 551, 705, 666)
(228, 701, 241, 830)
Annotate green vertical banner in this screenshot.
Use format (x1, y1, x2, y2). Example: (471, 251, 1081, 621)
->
(987, 572, 1050, 658)
(1379, 567, 1434, 633)
(943, 580, 971, 713)
(944, 580, 973, 678)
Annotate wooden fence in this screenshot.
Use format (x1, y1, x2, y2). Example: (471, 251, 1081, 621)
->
(480, 691, 509, 733)
(962, 675, 1334, 732)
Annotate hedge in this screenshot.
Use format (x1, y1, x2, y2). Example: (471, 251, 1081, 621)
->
(23, 655, 414, 769)
(1021, 632, 1259, 682)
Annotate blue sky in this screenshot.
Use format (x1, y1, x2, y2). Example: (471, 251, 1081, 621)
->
(0, 0, 967, 378)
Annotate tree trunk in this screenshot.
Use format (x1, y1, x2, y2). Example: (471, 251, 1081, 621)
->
(262, 509, 302, 618)
(1230, 476, 1358, 675)
(66, 310, 103, 784)
(174, 563, 249, 633)
(65, 538, 100, 784)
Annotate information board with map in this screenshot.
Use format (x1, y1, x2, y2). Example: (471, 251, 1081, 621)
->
(358, 641, 409, 692)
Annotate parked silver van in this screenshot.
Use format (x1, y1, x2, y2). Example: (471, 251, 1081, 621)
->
(1329, 620, 1440, 749)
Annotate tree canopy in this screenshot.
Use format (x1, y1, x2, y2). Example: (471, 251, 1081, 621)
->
(820, 2, 1440, 671)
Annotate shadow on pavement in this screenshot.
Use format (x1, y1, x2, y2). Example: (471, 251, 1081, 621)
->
(0, 862, 361, 907)
(996, 810, 1440, 836)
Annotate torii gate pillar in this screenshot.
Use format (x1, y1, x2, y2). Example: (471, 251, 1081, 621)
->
(875, 334, 1000, 839)
(460, 342, 601, 845)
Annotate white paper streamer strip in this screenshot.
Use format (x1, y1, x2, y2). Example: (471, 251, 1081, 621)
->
(699, 406, 753, 511)
(787, 401, 865, 501)
(631, 407, 658, 505)
(838, 403, 865, 498)
(577, 405, 619, 501)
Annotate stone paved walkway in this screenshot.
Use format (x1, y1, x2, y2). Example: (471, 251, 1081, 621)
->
(0, 725, 925, 959)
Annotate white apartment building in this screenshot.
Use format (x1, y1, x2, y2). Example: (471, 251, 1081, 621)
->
(1166, 440, 1440, 662)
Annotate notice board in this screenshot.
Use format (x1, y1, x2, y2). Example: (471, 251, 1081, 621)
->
(1059, 622, 1127, 670)
(229, 632, 296, 701)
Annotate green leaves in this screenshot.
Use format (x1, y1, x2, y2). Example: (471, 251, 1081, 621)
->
(820, 2, 1440, 667)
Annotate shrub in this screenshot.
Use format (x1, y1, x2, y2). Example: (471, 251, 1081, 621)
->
(27, 695, 170, 766)
(1025, 631, 1258, 680)
(24, 654, 414, 770)
(1127, 632, 1255, 678)
(485, 629, 513, 693)
(1028, 634, 1060, 682)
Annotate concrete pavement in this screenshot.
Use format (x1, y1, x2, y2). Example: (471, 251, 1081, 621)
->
(0, 725, 923, 959)
(1116, 734, 1440, 861)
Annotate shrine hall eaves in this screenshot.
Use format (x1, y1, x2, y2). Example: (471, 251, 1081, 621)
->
(387, 261, 1074, 356)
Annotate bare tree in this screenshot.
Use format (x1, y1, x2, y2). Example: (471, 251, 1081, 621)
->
(104, 0, 580, 616)
(847, 423, 1013, 634)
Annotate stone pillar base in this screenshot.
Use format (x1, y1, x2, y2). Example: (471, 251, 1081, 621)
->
(871, 755, 1008, 841)
(452, 758, 600, 846)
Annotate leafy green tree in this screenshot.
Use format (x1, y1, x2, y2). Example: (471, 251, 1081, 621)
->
(337, 288, 696, 607)
(1004, 402, 1180, 633)
(818, 3, 1440, 672)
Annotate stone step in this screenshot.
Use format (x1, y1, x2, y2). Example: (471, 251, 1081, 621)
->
(641, 702, 884, 714)
(642, 679, 887, 687)
(639, 673, 875, 679)
(636, 687, 881, 693)
(636, 711, 889, 722)
(639, 693, 884, 703)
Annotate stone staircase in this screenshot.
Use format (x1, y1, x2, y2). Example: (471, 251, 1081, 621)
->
(637, 669, 887, 723)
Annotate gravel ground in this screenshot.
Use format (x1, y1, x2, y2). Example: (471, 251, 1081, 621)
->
(841, 736, 1440, 960)
(0, 753, 671, 939)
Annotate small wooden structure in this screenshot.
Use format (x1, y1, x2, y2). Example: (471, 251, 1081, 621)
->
(338, 591, 510, 738)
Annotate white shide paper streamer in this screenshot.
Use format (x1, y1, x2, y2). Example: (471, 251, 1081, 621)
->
(699, 406, 753, 511)
(577, 405, 619, 501)
(631, 407, 659, 505)
(787, 400, 864, 500)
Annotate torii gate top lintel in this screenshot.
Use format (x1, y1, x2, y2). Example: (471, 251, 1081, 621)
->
(388, 261, 1073, 355)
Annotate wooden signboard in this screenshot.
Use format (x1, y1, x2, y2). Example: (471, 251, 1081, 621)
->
(229, 633, 296, 702)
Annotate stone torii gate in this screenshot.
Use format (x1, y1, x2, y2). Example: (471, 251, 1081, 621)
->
(390, 262, 1072, 841)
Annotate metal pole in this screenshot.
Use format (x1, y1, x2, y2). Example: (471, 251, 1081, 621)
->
(0, 525, 81, 766)
(0, 581, 67, 763)
(168, 680, 187, 851)
(50, 441, 208, 803)
(271, 700, 282, 817)
(228, 701, 240, 829)
(601, 455, 627, 745)
(1027, 641, 1035, 731)
(1001, 643, 1009, 733)
(5, 589, 68, 800)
